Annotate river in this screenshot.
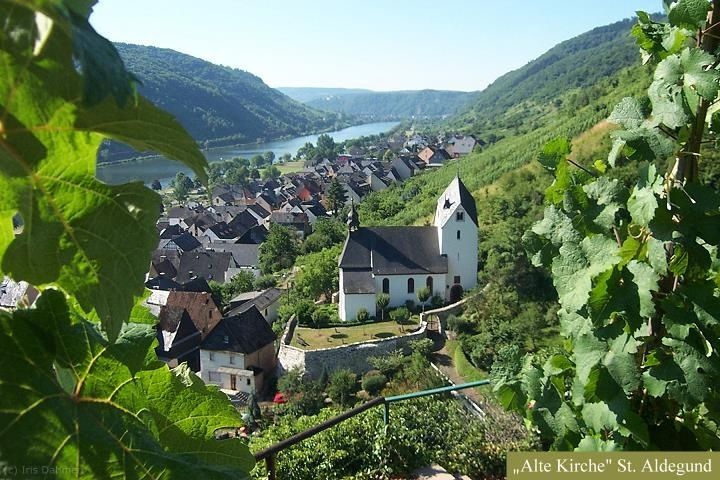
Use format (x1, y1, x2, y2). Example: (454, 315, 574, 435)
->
(96, 121, 400, 186)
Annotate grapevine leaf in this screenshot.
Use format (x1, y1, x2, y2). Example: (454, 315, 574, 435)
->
(627, 260, 660, 318)
(648, 79, 688, 128)
(0, 13, 208, 339)
(679, 47, 720, 100)
(603, 334, 641, 395)
(0, 291, 255, 478)
(664, 338, 718, 405)
(581, 402, 618, 433)
(537, 136, 571, 171)
(552, 236, 620, 313)
(574, 333, 606, 384)
(531, 205, 581, 247)
(668, 0, 711, 30)
(647, 237, 669, 275)
(628, 186, 659, 226)
(608, 97, 645, 129)
(576, 436, 618, 451)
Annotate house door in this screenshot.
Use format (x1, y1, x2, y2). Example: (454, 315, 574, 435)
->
(230, 374, 237, 391)
(449, 284, 464, 303)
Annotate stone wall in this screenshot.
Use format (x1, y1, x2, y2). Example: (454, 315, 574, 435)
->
(277, 321, 428, 379)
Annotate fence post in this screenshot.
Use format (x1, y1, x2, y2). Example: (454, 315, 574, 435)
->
(383, 402, 390, 425)
(265, 454, 276, 480)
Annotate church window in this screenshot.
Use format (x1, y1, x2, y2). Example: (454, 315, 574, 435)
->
(454, 276, 461, 284)
(426, 276, 433, 292)
(407, 278, 414, 293)
(382, 278, 390, 294)
(457, 230, 461, 239)
(456, 211, 464, 221)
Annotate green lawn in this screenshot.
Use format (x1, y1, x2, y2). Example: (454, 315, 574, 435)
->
(276, 161, 305, 175)
(291, 318, 420, 350)
(445, 338, 487, 382)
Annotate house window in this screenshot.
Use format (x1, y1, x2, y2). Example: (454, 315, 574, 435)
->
(456, 230, 461, 240)
(426, 276, 433, 292)
(407, 278, 414, 294)
(208, 371, 219, 382)
(229, 355, 235, 365)
(382, 278, 390, 294)
(456, 211, 464, 221)
(209, 352, 215, 361)
(230, 374, 237, 390)
(246, 378, 251, 386)
(454, 276, 461, 284)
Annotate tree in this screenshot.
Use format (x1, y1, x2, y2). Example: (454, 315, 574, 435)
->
(263, 151, 276, 165)
(327, 369, 357, 407)
(376, 293, 390, 321)
(151, 179, 162, 190)
(390, 307, 410, 332)
(0, 2, 253, 476)
(416, 287, 431, 313)
(315, 133, 337, 161)
(172, 171, 193, 201)
(327, 178, 347, 216)
(259, 224, 299, 273)
(294, 246, 341, 301)
(226, 165, 249, 186)
(302, 217, 346, 253)
(361, 373, 387, 396)
(261, 165, 281, 180)
(496, 2, 720, 451)
(251, 154, 266, 168)
(383, 149, 394, 161)
(296, 142, 316, 161)
(280, 152, 292, 163)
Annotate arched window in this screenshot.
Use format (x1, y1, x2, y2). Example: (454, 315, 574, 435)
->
(407, 278, 414, 293)
(382, 278, 390, 294)
(426, 276, 433, 293)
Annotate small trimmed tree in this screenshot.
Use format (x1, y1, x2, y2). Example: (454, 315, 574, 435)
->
(376, 293, 390, 321)
(417, 286, 431, 313)
(327, 369, 357, 407)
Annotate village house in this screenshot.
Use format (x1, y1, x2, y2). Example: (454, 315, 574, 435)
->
(417, 145, 451, 166)
(198, 305, 277, 396)
(445, 135, 477, 157)
(337, 177, 478, 321)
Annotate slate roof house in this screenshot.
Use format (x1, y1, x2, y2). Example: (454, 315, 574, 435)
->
(199, 305, 277, 395)
(338, 177, 478, 321)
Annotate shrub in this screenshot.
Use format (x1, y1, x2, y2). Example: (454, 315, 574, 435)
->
(404, 300, 416, 312)
(311, 308, 330, 328)
(389, 307, 410, 323)
(410, 338, 434, 358)
(327, 369, 357, 407)
(254, 274, 278, 290)
(294, 299, 316, 326)
(447, 314, 475, 335)
(430, 295, 444, 309)
(356, 308, 369, 322)
(368, 350, 407, 378)
(361, 374, 388, 396)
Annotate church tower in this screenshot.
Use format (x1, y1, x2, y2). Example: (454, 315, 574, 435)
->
(433, 177, 478, 301)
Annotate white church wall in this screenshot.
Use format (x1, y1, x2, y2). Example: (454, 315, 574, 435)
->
(340, 293, 377, 321)
(374, 274, 446, 308)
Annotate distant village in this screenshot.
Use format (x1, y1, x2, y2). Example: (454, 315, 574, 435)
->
(1, 130, 480, 404)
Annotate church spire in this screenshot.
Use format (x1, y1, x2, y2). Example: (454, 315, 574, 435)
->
(347, 199, 360, 231)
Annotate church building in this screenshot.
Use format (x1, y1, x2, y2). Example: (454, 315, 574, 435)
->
(337, 177, 478, 321)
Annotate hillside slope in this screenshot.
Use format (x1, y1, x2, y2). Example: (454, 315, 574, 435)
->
(446, 17, 641, 139)
(102, 44, 348, 162)
(303, 89, 476, 120)
(278, 87, 373, 103)
(358, 17, 653, 227)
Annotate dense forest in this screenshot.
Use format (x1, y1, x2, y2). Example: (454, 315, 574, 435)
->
(301, 89, 476, 120)
(99, 44, 351, 163)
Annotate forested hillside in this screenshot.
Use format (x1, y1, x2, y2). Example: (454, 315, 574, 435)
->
(303, 89, 476, 120)
(447, 17, 641, 139)
(278, 87, 372, 103)
(100, 44, 349, 162)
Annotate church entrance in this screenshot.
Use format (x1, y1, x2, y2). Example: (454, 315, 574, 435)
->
(449, 284, 464, 303)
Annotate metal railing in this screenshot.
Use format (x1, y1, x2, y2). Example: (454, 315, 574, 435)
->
(253, 380, 491, 480)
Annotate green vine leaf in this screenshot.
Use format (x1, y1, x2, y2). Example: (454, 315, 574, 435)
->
(0, 4, 207, 340)
(0, 291, 255, 478)
(668, 0, 711, 30)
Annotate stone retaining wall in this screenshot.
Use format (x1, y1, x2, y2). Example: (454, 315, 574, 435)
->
(277, 321, 428, 379)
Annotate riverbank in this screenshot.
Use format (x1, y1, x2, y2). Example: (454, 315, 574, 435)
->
(96, 121, 400, 185)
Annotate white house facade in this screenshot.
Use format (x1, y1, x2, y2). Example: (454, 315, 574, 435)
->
(337, 177, 478, 321)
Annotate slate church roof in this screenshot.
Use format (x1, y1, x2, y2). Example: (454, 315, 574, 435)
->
(435, 176, 477, 225)
(339, 226, 447, 275)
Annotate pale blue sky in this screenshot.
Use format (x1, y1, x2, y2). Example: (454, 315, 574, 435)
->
(91, 1, 660, 92)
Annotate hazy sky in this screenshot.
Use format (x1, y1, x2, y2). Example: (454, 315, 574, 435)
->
(91, 0, 660, 92)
